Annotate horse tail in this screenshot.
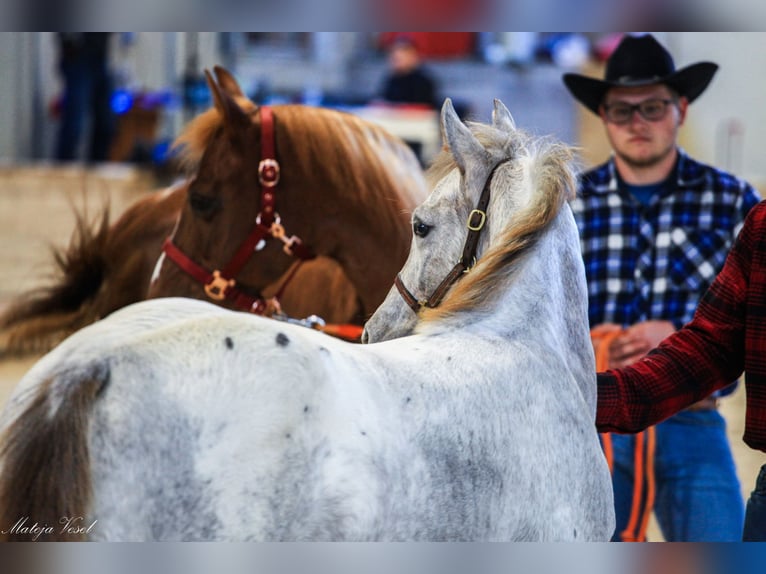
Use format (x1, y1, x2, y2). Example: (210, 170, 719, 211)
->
(0, 366, 107, 541)
(0, 207, 112, 354)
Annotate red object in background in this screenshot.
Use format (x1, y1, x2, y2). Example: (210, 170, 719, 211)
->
(379, 33, 476, 59)
(48, 94, 63, 119)
(593, 33, 626, 62)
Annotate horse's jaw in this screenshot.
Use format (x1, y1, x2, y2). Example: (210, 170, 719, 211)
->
(362, 290, 418, 344)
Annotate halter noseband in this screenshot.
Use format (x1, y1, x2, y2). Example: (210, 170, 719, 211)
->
(162, 106, 316, 314)
(394, 163, 500, 314)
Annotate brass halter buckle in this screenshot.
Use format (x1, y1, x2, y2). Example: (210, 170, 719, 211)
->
(258, 158, 280, 187)
(467, 209, 487, 231)
(270, 220, 303, 256)
(204, 270, 235, 301)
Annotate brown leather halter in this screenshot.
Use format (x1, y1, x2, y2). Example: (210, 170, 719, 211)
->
(162, 106, 316, 314)
(394, 163, 500, 313)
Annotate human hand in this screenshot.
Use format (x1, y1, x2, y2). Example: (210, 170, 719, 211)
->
(608, 320, 675, 369)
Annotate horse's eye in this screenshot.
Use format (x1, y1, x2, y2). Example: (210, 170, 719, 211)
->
(188, 190, 221, 220)
(413, 220, 432, 238)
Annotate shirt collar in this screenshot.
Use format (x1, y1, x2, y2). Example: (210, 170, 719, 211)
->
(601, 147, 703, 193)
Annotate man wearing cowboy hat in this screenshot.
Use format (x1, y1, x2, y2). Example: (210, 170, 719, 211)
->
(564, 33, 761, 541)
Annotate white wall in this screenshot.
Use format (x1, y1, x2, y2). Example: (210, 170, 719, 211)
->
(671, 33, 766, 189)
(0, 33, 52, 162)
(0, 33, 22, 161)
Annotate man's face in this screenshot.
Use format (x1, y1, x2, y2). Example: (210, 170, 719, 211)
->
(389, 44, 419, 74)
(600, 84, 687, 170)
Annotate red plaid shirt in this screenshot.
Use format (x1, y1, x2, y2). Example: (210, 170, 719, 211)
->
(597, 200, 766, 452)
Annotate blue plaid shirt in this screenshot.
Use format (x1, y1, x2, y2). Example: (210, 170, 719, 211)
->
(572, 149, 761, 330)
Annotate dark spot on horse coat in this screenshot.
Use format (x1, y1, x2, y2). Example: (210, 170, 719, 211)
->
(224, 337, 234, 349)
(360, 431, 367, 436)
(304, 405, 309, 413)
(276, 333, 289, 347)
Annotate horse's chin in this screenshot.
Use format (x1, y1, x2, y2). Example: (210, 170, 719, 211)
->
(361, 313, 416, 344)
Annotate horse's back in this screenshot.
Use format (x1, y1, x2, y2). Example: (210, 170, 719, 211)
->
(1, 298, 611, 540)
(0, 299, 419, 540)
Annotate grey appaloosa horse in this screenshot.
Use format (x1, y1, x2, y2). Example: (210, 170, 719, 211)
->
(0, 98, 613, 541)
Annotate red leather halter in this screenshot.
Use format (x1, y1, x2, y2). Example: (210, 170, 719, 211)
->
(162, 106, 316, 314)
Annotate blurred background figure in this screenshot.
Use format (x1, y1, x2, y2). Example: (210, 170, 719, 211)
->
(378, 35, 439, 109)
(53, 33, 115, 163)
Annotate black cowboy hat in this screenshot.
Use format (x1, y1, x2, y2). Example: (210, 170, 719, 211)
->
(563, 33, 718, 115)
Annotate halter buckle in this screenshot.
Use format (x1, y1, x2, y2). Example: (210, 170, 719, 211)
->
(204, 270, 235, 301)
(270, 220, 303, 256)
(467, 209, 487, 231)
(258, 158, 281, 187)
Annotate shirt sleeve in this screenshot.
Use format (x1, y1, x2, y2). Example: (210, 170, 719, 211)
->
(596, 200, 763, 433)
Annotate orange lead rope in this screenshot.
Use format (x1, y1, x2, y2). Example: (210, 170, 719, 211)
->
(316, 323, 364, 341)
(591, 329, 656, 542)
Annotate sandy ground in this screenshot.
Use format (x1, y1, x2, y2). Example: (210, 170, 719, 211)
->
(0, 163, 762, 542)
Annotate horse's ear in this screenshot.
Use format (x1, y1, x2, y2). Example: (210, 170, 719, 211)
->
(213, 65, 245, 99)
(491, 99, 515, 132)
(205, 69, 251, 133)
(441, 98, 488, 177)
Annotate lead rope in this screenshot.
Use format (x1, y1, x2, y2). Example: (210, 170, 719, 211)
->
(591, 329, 656, 542)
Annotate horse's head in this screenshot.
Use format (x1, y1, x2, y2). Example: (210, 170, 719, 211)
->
(147, 67, 295, 309)
(148, 66, 428, 317)
(363, 98, 576, 343)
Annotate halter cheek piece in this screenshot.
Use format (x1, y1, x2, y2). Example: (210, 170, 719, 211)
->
(394, 163, 501, 313)
(162, 106, 316, 314)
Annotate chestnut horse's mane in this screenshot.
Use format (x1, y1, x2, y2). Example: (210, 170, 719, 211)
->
(172, 102, 425, 213)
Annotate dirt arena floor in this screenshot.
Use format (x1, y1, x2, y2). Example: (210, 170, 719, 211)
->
(0, 163, 762, 542)
(0, 163, 155, 407)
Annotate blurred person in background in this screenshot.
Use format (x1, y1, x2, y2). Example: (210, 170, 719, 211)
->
(53, 32, 116, 162)
(563, 33, 761, 541)
(377, 35, 439, 109)
(374, 35, 441, 166)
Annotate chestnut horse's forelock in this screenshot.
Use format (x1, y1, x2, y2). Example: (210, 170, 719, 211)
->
(0, 366, 108, 541)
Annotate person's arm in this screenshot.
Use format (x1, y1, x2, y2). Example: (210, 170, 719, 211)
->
(596, 201, 763, 433)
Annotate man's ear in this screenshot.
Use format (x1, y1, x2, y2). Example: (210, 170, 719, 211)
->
(598, 103, 609, 124)
(676, 97, 689, 126)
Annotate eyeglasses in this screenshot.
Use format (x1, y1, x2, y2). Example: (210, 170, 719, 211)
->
(602, 99, 676, 124)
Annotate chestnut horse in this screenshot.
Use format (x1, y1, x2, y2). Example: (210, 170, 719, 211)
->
(147, 67, 428, 326)
(0, 67, 427, 353)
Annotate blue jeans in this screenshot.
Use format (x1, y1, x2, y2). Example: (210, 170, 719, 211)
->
(55, 57, 114, 162)
(743, 463, 766, 541)
(607, 409, 744, 541)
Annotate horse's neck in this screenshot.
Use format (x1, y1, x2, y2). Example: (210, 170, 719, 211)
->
(303, 148, 421, 316)
(470, 207, 596, 410)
